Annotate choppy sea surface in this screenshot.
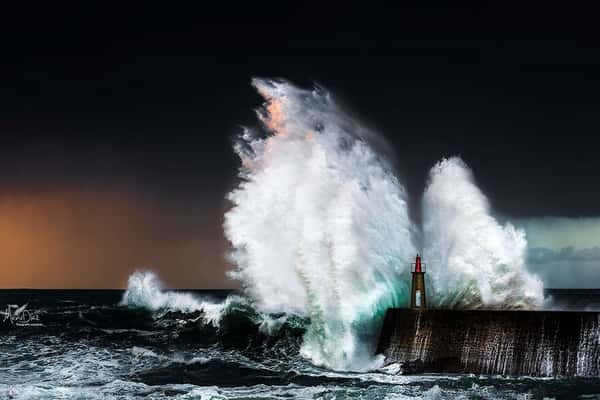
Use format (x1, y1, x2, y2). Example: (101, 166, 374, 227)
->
(1, 289, 600, 400)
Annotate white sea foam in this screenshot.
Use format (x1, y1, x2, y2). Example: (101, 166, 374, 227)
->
(120, 271, 242, 325)
(224, 79, 416, 371)
(120, 271, 203, 312)
(422, 157, 544, 308)
(120, 271, 301, 340)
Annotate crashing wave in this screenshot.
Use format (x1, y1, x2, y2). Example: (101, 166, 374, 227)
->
(121, 80, 545, 372)
(224, 78, 416, 371)
(120, 271, 304, 338)
(120, 271, 244, 325)
(422, 157, 544, 309)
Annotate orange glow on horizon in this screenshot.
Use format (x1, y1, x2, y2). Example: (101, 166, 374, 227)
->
(0, 188, 236, 289)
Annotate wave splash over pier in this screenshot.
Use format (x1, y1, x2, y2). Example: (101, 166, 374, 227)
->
(222, 79, 544, 371)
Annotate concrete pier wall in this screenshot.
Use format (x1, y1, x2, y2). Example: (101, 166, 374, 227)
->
(376, 309, 600, 376)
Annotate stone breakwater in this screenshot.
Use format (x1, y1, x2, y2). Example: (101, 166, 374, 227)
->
(376, 309, 600, 376)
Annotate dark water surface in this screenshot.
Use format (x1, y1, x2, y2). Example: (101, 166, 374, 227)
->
(1, 289, 600, 399)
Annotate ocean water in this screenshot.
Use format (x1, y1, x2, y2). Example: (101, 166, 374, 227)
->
(2, 289, 600, 400)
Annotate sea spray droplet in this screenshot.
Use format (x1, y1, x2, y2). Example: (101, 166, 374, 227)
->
(224, 79, 416, 371)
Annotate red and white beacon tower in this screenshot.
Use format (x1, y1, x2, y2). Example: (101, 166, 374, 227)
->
(410, 254, 427, 309)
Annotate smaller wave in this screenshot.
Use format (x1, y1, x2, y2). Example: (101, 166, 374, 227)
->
(121, 271, 212, 313)
(120, 271, 245, 326)
(120, 271, 307, 339)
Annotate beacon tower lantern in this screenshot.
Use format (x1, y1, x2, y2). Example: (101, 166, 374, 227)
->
(410, 254, 427, 308)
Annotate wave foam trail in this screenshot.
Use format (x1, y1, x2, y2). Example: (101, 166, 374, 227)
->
(120, 271, 239, 325)
(422, 157, 544, 309)
(224, 79, 416, 371)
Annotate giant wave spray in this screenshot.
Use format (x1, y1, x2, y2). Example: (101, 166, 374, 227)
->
(122, 79, 544, 372)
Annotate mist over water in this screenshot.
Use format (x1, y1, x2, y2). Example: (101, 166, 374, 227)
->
(423, 157, 544, 309)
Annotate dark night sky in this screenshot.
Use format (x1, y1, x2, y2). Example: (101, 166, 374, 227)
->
(1, 4, 600, 288)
